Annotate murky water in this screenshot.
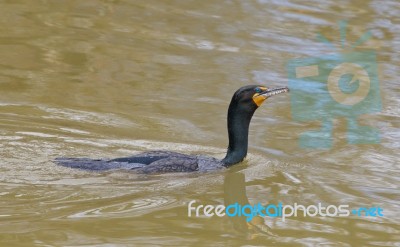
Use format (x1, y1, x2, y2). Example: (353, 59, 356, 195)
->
(0, 0, 399, 246)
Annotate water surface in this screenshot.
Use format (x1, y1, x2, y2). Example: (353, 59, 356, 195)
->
(0, 0, 399, 246)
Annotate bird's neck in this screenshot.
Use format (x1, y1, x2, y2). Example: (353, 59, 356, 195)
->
(222, 102, 256, 167)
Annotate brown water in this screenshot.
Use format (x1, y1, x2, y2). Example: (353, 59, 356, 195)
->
(0, 1, 399, 246)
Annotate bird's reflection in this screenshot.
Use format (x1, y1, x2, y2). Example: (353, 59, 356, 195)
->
(223, 168, 276, 239)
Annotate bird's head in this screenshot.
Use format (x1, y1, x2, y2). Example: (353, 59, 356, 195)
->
(232, 85, 289, 111)
(223, 85, 290, 166)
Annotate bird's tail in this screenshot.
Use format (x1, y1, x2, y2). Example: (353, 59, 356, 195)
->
(54, 157, 146, 171)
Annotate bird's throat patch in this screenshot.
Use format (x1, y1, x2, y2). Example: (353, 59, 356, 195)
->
(252, 94, 266, 107)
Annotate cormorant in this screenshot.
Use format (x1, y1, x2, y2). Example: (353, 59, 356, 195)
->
(55, 85, 289, 173)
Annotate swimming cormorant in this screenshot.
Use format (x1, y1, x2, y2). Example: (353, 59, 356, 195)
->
(55, 85, 289, 173)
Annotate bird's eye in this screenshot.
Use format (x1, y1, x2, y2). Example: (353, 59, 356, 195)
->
(255, 87, 262, 93)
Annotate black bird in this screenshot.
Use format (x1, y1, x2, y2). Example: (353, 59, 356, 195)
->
(55, 85, 289, 173)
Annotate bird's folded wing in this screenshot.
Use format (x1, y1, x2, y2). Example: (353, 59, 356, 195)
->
(137, 156, 199, 174)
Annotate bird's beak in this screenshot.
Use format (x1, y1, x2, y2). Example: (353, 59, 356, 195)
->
(253, 86, 289, 107)
(260, 86, 290, 97)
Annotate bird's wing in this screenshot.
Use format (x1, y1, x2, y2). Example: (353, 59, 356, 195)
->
(55, 157, 146, 171)
(55, 151, 194, 172)
(109, 151, 189, 165)
(136, 156, 199, 174)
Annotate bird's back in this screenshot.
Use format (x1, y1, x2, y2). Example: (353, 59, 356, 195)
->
(55, 151, 224, 174)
